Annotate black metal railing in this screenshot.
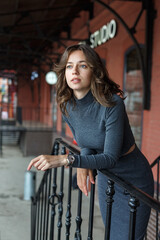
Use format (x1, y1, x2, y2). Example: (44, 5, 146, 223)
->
(31, 138, 160, 240)
(149, 156, 160, 239)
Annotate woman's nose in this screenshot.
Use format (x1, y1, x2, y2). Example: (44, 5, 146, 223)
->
(72, 65, 79, 74)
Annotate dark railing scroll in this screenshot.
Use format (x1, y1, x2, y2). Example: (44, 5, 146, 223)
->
(31, 138, 160, 240)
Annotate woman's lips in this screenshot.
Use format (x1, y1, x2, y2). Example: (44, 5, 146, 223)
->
(71, 78, 81, 83)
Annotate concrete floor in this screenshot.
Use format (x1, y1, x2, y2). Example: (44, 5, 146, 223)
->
(0, 145, 104, 240)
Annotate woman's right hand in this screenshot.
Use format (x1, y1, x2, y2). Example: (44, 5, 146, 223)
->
(77, 168, 95, 196)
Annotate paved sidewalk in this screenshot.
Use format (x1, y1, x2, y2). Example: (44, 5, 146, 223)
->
(0, 145, 104, 240)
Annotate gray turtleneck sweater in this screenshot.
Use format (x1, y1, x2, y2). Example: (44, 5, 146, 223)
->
(63, 90, 135, 170)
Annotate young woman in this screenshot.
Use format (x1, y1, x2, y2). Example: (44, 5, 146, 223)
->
(27, 44, 154, 239)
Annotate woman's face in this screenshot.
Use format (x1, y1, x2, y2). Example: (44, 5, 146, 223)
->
(65, 50, 92, 99)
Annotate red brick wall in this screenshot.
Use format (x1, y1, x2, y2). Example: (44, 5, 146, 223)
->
(142, 0, 160, 170)
(17, 69, 52, 125)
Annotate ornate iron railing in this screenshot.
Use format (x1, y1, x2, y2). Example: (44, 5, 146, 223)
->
(31, 138, 160, 240)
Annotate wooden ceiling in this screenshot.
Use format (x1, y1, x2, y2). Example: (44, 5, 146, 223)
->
(0, 0, 143, 73)
(0, 0, 92, 71)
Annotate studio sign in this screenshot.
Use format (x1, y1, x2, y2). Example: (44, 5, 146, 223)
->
(90, 19, 117, 48)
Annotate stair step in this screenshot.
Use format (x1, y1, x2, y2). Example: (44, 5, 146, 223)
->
(2, 132, 20, 145)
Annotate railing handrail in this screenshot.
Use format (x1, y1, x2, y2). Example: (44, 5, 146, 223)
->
(55, 137, 80, 155)
(55, 137, 160, 212)
(100, 169, 160, 212)
(150, 155, 160, 168)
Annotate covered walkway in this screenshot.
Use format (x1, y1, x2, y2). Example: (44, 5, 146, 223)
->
(0, 0, 160, 239)
(0, 145, 32, 240)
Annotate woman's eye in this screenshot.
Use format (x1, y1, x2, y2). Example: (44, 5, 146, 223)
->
(80, 64, 87, 69)
(66, 65, 72, 69)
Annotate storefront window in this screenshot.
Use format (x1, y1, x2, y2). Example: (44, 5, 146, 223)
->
(0, 77, 17, 123)
(124, 47, 144, 149)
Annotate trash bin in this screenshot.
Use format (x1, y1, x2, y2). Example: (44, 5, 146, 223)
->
(24, 170, 36, 200)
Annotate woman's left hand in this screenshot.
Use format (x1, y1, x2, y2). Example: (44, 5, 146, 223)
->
(77, 168, 95, 196)
(27, 154, 68, 171)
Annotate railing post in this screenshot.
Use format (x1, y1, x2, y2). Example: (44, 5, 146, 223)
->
(31, 197, 37, 240)
(49, 141, 59, 240)
(36, 195, 40, 240)
(74, 190, 82, 240)
(39, 181, 44, 240)
(42, 172, 49, 240)
(104, 179, 115, 240)
(128, 195, 140, 240)
(45, 170, 52, 240)
(87, 170, 97, 240)
(57, 146, 66, 240)
(65, 165, 72, 240)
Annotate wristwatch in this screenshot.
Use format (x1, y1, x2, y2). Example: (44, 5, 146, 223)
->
(66, 154, 75, 166)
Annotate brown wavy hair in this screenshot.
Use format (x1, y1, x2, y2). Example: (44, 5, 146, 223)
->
(54, 44, 124, 115)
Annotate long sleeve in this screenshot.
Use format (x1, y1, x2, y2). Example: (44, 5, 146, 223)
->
(72, 98, 125, 169)
(80, 148, 97, 156)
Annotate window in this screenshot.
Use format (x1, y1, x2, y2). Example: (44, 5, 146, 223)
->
(123, 46, 145, 149)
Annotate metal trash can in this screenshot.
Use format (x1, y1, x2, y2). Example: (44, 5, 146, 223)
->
(24, 170, 36, 200)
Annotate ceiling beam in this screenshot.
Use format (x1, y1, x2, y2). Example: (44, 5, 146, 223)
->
(0, 3, 91, 16)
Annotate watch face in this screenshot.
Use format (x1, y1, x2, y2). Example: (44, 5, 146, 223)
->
(68, 154, 75, 165)
(45, 71, 57, 85)
(69, 155, 75, 161)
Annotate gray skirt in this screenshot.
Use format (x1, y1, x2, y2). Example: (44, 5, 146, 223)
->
(97, 145, 154, 240)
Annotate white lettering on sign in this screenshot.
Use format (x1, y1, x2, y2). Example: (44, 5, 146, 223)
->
(90, 19, 117, 48)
